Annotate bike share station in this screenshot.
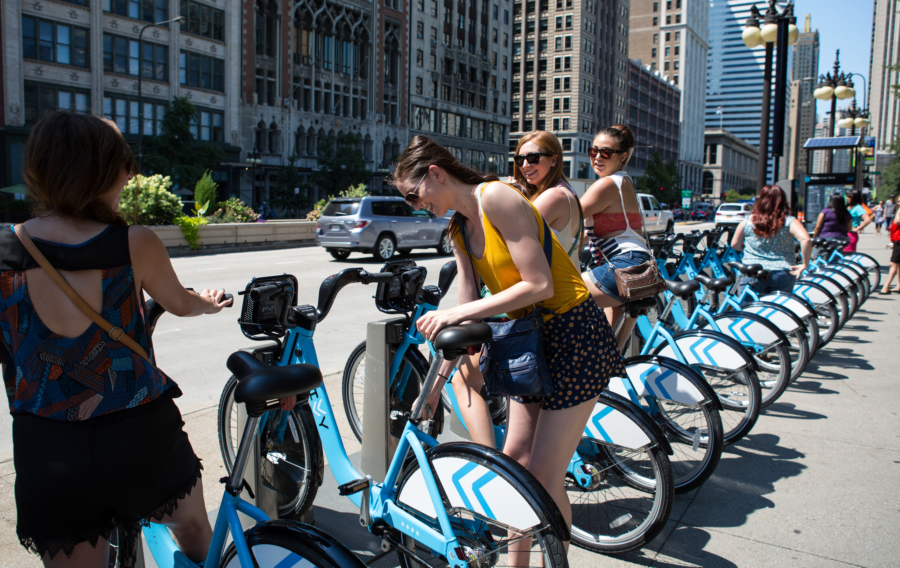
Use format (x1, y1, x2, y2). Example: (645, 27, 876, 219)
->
(799, 136, 864, 233)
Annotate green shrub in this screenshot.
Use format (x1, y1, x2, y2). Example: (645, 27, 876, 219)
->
(119, 174, 184, 226)
(208, 197, 260, 223)
(194, 170, 218, 216)
(305, 183, 369, 221)
(173, 216, 208, 249)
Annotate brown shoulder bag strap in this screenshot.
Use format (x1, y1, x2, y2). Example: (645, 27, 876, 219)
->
(14, 224, 151, 362)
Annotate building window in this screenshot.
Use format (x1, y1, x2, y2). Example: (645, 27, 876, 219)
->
(676, 14, 681, 23)
(417, 21, 424, 38)
(24, 82, 90, 125)
(415, 77, 423, 94)
(664, 61, 669, 71)
(255, 0, 278, 58)
(565, 15, 572, 28)
(666, 15, 671, 24)
(103, 94, 166, 135)
(102, 0, 167, 24)
(653, 1, 658, 11)
(416, 49, 423, 66)
(675, 46, 680, 55)
(665, 46, 670, 56)
(431, 0, 438, 15)
(653, 33, 658, 44)
(651, 47, 657, 58)
(22, 17, 89, 68)
(652, 16, 657, 26)
(189, 108, 225, 142)
(180, 51, 225, 91)
(675, 31, 680, 41)
(104, 34, 168, 81)
(556, 16, 562, 30)
(180, 0, 225, 41)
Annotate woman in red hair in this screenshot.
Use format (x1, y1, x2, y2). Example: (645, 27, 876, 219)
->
(730, 185, 812, 294)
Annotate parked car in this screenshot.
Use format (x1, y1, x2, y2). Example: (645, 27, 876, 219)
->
(715, 203, 753, 227)
(673, 208, 686, 221)
(315, 197, 453, 260)
(692, 202, 714, 221)
(637, 193, 675, 234)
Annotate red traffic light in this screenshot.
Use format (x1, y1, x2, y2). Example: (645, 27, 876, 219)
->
(660, 187, 664, 191)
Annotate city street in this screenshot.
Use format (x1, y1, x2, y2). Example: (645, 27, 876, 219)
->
(1, 227, 898, 567)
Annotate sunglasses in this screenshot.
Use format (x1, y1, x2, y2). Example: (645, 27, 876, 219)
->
(403, 172, 427, 205)
(589, 146, 625, 160)
(513, 152, 554, 167)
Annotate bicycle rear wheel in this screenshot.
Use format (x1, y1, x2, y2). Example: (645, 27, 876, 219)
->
(692, 365, 761, 445)
(218, 376, 322, 520)
(842, 253, 881, 294)
(395, 443, 567, 568)
(753, 343, 792, 408)
(567, 439, 673, 553)
(220, 521, 367, 567)
(653, 399, 724, 492)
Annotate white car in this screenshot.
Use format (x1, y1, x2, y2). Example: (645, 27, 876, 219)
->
(637, 193, 675, 234)
(715, 203, 752, 227)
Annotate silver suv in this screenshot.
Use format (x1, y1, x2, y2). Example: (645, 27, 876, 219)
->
(315, 196, 454, 261)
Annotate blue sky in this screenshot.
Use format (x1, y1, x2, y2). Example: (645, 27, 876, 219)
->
(794, 0, 875, 121)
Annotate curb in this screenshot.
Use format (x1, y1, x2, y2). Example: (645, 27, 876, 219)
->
(167, 241, 317, 258)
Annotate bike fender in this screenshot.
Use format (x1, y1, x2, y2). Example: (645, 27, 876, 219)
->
(811, 268, 855, 291)
(703, 312, 788, 346)
(398, 456, 542, 531)
(655, 329, 757, 371)
(622, 355, 722, 410)
(581, 392, 653, 451)
(611, 357, 707, 406)
(800, 275, 844, 298)
(827, 262, 865, 281)
(793, 282, 837, 306)
(596, 390, 673, 455)
(843, 253, 878, 269)
(228, 520, 368, 568)
(739, 303, 805, 334)
(758, 292, 815, 319)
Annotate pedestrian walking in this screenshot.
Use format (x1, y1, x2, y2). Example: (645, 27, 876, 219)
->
(882, 202, 900, 294)
(580, 124, 653, 352)
(391, 135, 625, 562)
(884, 195, 897, 232)
(730, 184, 812, 294)
(813, 194, 853, 242)
(844, 191, 873, 252)
(873, 201, 884, 235)
(0, 111, 237, 566)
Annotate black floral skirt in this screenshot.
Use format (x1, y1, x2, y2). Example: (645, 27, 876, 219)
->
(512, 299, 624, 410)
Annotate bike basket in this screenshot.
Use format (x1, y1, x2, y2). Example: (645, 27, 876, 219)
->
(238, 274, 299, 340)
(374, 260, 426, 314)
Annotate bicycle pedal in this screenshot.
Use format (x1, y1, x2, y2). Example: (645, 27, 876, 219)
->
(338, 477, 371, 496)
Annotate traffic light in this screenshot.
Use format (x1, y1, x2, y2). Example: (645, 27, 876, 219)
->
(660, 187, 665, 193)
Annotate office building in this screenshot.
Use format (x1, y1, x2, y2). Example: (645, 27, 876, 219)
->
(508, 0, 631, 180)
(868, 0, 899, 155)
(628, 0, 708, 195)
(702, 128, 758, 202)
(705, 0, 791, 183)
(1, 0, 243, 193)
(408, 0, 512, 175)
(625, 58, 681, 176)
(790, 14, 818, 176)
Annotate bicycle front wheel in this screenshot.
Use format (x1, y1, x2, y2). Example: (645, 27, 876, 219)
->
(218, 376, 322, 520)
(220, 521, 366, 568)
(753, 342, 792, 408)
(567, 440, 673, 553)
(395, 443, 567, 568)
(653, 399, 724, 493)
(693, 365, 761, 445)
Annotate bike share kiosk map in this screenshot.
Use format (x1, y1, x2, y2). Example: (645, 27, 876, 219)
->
(800, 136, 864, 232)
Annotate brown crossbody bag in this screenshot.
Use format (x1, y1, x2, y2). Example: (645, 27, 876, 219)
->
(606, 183, 666, 302)
(14, 223, 151, 362)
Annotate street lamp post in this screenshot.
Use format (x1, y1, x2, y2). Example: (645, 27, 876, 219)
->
(813, 50, 859, 173)
(247, 147, 262, 208)
(837, 99, 870, 192)
(135, 15, 184, 225)
(743, 1, 798, 192)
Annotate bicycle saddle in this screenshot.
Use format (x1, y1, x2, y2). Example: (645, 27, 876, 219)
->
(226, 351, 324, 405)
(623, 296, 657, 317)
(665, 279, 700, 298)
(433, 323, 492, 359)
(724, 262, 762, 276)
(694, 274, 734, 292)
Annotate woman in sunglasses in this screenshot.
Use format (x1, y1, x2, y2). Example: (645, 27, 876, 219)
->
(581, 124, 653, 350)
(392, 136, 625, 559)
(511, 131, 584, 267)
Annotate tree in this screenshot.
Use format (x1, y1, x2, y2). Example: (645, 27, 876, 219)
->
(724, 189, 756, 203)
(880, 157, 900, 199)
(270, 155, 310, 218)
(311, 133, 371, 197)
(142, 97, 225, 191)
(193, 170, 217, 215)
(634, 152, 683, 206)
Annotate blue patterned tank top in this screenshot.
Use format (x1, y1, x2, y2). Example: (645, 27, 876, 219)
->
(742, 216, 795, 271)
(0, 225, 179, 421)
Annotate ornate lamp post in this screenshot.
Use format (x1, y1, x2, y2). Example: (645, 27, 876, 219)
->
(813, 50, 859, 172)
(247, 146, 262, 208)
(837, 99, 870, 136)
(135, 15, 184, 225)
(743, 1, 799, 191)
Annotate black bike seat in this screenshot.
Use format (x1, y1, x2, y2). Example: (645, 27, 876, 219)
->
(665, 279, 701, 298)
(624, 296, 658, 316)
(694, 274, 734, 292)
(433, 323, 492, 354)
(725, 262, 762, 276)
(226, 351, 323, 404)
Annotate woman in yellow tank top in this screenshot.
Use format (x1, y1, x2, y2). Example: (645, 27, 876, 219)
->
(392, 136, 626, 557)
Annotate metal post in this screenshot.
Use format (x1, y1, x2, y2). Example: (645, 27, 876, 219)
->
(361, 317, 406, 482)
(756, 41, 774, 191)
(826, 95, 837, 173)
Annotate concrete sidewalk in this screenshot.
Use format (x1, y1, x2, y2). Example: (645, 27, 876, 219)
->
(1, 231, 898, 567)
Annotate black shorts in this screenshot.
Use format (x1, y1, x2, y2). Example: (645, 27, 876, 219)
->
(13, 393, 202, 560)
(892, 241, 900, 264)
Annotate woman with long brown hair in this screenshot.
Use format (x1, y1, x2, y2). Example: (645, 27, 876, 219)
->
(391, 135, 624, 561)
(731, 184, 811, 294)
(1, 111, 235, 567)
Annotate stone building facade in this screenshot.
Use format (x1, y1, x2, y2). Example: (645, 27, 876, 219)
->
(702, 128, 758, 203)
(624, 58, 680, 175)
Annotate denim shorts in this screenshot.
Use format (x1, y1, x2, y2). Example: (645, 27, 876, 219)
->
(750, 270, 796, 295)
(587, 251, 653, 303)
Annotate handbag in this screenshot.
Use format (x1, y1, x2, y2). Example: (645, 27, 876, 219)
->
(14, 224, 151, 362)
(458, 212, 555, 398)
(606, 185, 666, 302)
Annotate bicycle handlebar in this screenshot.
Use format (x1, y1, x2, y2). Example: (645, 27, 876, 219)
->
(437, 261, 458, 298)
(315, 268, 393, 322)
(146, 291, 233, 337)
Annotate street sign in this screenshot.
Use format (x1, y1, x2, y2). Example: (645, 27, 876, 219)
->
(682, 197, 691, 208)
(681, 190, 692, 198)
(872, 171, 882, 175)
